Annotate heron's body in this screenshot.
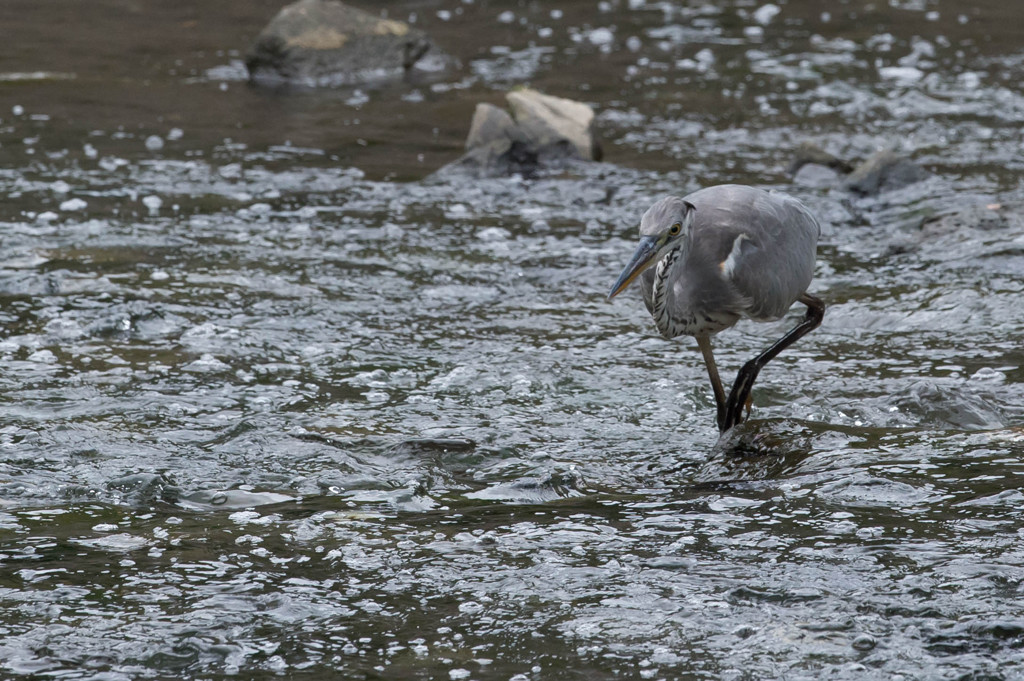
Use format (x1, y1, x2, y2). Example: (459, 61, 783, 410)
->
(608, 184, 825, 433)
(640, 184, 819, 339)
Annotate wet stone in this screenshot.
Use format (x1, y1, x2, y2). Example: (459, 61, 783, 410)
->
(440, 88, 601, 178)
(843, 149, 931, 196)
(246, 0, 447, 87)
(787, 142, 854, 176)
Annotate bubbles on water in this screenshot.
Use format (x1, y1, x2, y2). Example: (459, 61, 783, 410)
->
(584, 27, 615, 47)
(26, 350, 57, 363)
(58, 197, 87, 211)
(72, 533, 150, 552)
(752, 4, 781, 25)
(851, 633, 877, 650)
(970, 367, 1006, 384)
(98, 156, 128, 171)
(141, 194, 162, 214)
(878, 65, 924, 83)
(476, 226, 510, 241)
(218, 162, 242, 179)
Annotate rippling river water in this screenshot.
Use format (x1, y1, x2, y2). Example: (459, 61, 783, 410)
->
(2, 1, 1024, 679)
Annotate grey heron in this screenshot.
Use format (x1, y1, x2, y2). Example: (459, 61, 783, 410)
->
(608, 184, 825, 433)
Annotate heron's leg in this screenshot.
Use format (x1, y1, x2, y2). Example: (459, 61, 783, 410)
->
(696, 334, 728, 431)
(721, 293, 825, 432)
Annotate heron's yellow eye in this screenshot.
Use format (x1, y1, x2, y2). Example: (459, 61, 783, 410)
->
(669, 222, 682, 236)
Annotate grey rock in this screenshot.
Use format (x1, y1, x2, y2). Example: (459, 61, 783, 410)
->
(440, 88, 600, 178)
(506, 88, 599, 161)
(791, 162, 843, 189)
(843, 149, 930, 196)
(465, 103, 523, 151)
(246, 0, 445, 87)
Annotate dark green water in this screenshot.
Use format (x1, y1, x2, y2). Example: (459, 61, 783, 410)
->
(2, 1, 1024, 678)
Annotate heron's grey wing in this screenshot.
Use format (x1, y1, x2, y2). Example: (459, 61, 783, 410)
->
(686, 185, 820, 321)
(728, 191, 819, 319)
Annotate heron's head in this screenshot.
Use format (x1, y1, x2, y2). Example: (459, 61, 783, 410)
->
(607, 196, 695, 300)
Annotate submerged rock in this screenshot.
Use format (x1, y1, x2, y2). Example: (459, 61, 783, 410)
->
(787, 141, 854, 176)
(788, 144, 930, 196)
(108, 473, 181, 505)
(843, 149, 931, 196)
(441, 88, 601, 178)
(386, 438, 477, 456)
(246, 0, 445, 87)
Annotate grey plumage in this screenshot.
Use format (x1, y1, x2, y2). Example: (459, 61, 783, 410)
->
(640, 184, 819, 332)
(608, 184, 825, 433)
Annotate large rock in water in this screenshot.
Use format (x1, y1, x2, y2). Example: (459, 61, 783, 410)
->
(246, 0, 444, 87)
(506, 89, 598, 161)
(442, 88, 601, 178)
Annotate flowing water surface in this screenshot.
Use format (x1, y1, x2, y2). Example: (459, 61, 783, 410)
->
(2, 1, 1024, 679)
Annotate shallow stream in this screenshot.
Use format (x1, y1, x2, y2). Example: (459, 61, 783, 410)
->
(2, 1, 1024, 678)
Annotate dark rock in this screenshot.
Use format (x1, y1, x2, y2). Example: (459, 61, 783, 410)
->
(439, 88, 600, 178)
(246, 0, 446, 87)
(843, 149, 930, 196)
(787, 142, 854, 176)
(386, 438, 477, 456)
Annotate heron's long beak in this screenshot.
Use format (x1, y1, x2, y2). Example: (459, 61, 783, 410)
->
(607, 235, 660, 300)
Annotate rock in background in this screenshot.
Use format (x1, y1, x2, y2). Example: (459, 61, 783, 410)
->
(246, 0, 447, 87)
(842, 149, 931, 196)
(789, 144, 930, 196)
(442, 88, 601, 178)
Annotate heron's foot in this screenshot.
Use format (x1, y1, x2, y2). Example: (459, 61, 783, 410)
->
(719, 360, 759, 433)
(716, 294, 824, 434)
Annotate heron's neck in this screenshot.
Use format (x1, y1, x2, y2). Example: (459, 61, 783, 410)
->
(650, 244, 684, 337)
